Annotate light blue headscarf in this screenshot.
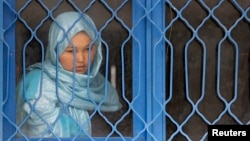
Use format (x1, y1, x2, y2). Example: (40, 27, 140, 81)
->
(16, 11, 121, 138)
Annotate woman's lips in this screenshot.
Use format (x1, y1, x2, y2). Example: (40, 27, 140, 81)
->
(75, 66, 87, 73)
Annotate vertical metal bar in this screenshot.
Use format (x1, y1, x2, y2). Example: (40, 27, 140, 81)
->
(151, 0, 165, 140)
(145, 0, 152, 123)
(0, 0, 3, 139)
(133, 0, 165, 140)
(145, 1, 152, 135)
(3, 0, 15, 140)
(145, 0, 155, 139)
(132, 0, 147, 140)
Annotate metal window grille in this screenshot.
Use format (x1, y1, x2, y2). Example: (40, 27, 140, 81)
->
(1, 0, 250, 141)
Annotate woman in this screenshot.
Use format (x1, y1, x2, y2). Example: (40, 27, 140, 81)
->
(16, 11, 121, 138)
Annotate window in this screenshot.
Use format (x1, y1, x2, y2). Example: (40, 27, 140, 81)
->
(1, 0, 165, 140)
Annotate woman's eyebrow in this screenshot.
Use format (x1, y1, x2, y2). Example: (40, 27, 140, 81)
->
(67, 44, 79, 49)
(66, 46, 74, 49)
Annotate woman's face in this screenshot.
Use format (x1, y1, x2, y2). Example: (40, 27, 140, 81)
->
(59, 31, 97, 74)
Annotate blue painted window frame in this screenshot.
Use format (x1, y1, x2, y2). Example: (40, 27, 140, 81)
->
(132, 0, 165, 140)
(1, 0, 166, 140)
(2, 0, 16, 140)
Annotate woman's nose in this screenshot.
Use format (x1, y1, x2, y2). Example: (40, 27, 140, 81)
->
(76, 52, 85, 63)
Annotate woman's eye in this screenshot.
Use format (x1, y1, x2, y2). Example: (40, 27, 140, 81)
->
(84, 47, 91, 52)
(66, 50, 74, 53)
(86, 45, 95, 51)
